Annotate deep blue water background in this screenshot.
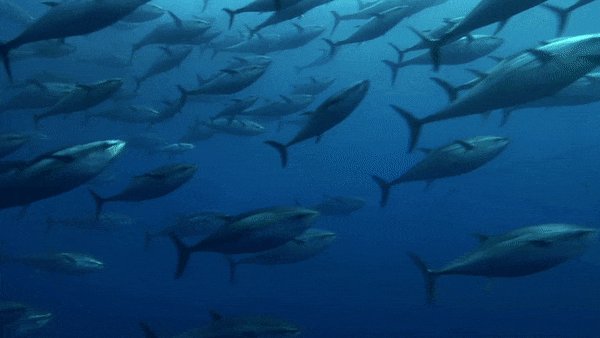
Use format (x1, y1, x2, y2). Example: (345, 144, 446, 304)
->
(1, 0, 600, 337)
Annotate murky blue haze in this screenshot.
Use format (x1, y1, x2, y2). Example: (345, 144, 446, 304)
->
(1, 0, 599, 337)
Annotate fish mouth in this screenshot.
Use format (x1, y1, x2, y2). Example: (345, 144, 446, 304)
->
(105, 140, 127, 157)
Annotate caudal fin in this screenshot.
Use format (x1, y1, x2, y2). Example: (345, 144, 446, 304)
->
(139, 322, 159, 338)
(542, 3, 576, 36)
(223, 8, 236, 29)
(264, 140, 288, 168)
(330, 11, 342, 35)
(371, 175, 393, 207)
(409, 27, 442, 71)
(88, 189, 106, 219)
(407, 252, 438, 304)
(322, 38, 337, 57)
(382, 43, 404, 86)
(169, 234, 192, 279)
(225, 255, 238, 284)
(390, 105, 423, 153)
(430, 77, 459, 102)
(0, 43, 13, 82)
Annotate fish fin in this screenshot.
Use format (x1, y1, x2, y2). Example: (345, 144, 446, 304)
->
(322, 38, 337, 57)
(167, 11, 183, 28)
(225, 255, 238, 284)
(472, 233, 490, 244)
(529, 239, 552, 248)
(201, 0, 209, 12)
(541, 4, 570, 36)
(466, 68, 488, 80)
(264, 141, 288, 168)
(159, 46, 172, 56)
(407, 252, 438, 305)
(390, 105, 423, 153)
(315, 135, 322, 144)
(292, 23, 304, 33)
(88, 189, 106, 219)
(371, 175, 393, 207)
(209, 310, 223, 321)
(139, 322, 159, 338)
(430, 77, 459, 102)
(133, 77, 143, 92)
(466, 34, 475, 43)
(279, 95, 292, 104)
(488, 55, 504, 63)
(409, 27, 441, 71)
(494, 19, 508, 35)
(455, 140, 475, 150)
(330, 11, 342, 35)
(0, 42, 13, 83)
(527, 49, 554, 63)
(382, 58, 401, 87)
(220, 68, 239, 75)
(170, 234, 192, 279)
(499, 108, 515, 127)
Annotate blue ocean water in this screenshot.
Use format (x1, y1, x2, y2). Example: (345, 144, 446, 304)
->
(1, 0, 600, 337)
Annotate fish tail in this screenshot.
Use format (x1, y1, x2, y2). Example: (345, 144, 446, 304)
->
(409, 27, 442, 71)
(222, 8, 236, 29)
(225, 255, 238, 284)
(430, 77, 459, 102)
(264, 140, 288, 168)
(139, 322, 159, 338)
(133, 77, 143, 92)
(176, 85, 188, 105)
(330, 11, 342, 35)
(390, 105, 423, 153)
(407, 252, 438, 305)
(169, 234, 192, 279)
(322, 38, 337, 57)
(541, 4, 571, 36)
(371, 175, 393, 207)
(88, 189, 106, 219)
(382, 43, 404, 86)
(201, 0, 209, 12)
(0, 42, 13, 83)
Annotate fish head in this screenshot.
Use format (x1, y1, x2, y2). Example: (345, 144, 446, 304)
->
(171, 163, 198, 179)
(61, 253, 105, 272)
(472, 136, 510, 154)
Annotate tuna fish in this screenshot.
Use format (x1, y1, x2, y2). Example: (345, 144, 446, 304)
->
(202, 118, 266, 136)
(0, 80, 75, 113)
(86, 105, 161, 125)
(46, 212, 135, 233)
(0, 133, 32, 159)
(311, 195, 366, 216)
(401, 16, 463, 53)
(397, 34, 600, 152)
(184, 63, 270, 96)
(383, 34, 504, 85)
(249, 0, 334, 36)
(330, 0, 447, 34)
(0, 0, 34, 27)
(169, 206, 319, 278)
(156, 143, 195, 158)
(121, 3, 166, 23)
(0, 252, 105, 274)
(324, 6, 410, 55)
(223, 0, 303, 28)
(422, 0, 594, 69)
(89, 163, 198, 217)
(179, 119, 216, 144)
(372, 135, 509, 207)
(151, 86, 189, 124)
(144, 211, 232, 249)
(34, 78, 123, 126)
(0, 140, 126, 210)
(11, 39, 77, 62)
(131, 12, 211, 55)
(240, 95, 315, 122)
(265, 80, 369, 167)
(294, 48, 335, 72)
(134, 46, 193, 91)
(0, 0, 150, 81)
(291, 77, 335, 96)
(227, 228, 336, 282)
(211, 96, 259, 120)
(408, 223, 598, 303)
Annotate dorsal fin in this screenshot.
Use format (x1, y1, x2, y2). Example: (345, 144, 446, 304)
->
(279, 95, 292, 104)
(167, 11, 183, 28)
(292, 23, 304, 33)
